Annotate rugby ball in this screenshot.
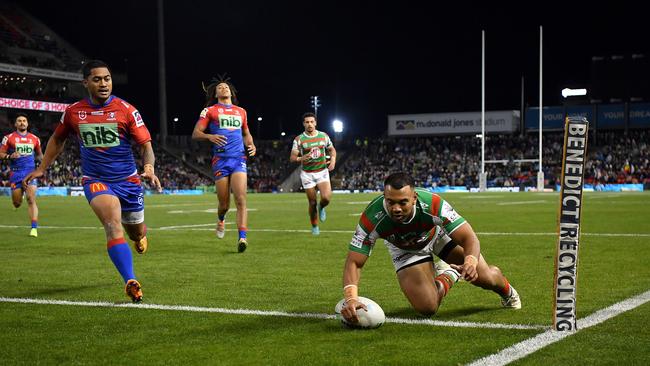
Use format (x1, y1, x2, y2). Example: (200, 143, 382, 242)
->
(335, 296, 385, 329)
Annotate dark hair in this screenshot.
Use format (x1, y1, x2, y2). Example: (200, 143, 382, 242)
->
(81, 59, 111, 79)
(203, 79, 238, 107)
(384, 172, 415, 190)
(302, 112, 317, 122)
(14, 113, 29, 122)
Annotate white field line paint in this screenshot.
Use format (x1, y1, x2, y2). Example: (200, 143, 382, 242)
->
(148, 203, 214, 208)
(1, 225, 649, 237)
(0, 297, 544, 330)
(167, 208, 258, 214)
(348, 213, 362, 216)
(467, 289, 650, 366)
(497, 200, 547, 206)
(464, 196, 505, 199)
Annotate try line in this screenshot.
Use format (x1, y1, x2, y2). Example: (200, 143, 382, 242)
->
(0, 296, 544, 330)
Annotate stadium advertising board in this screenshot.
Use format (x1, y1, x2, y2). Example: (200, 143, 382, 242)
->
(0, 62, 82, 81)
(629, 103, 650, 128)
(553, 116, 589, 331)
(597, 104, 625, 129)
(525, 106, 564, 130)
(0, 97, 69, 112)
(387, 110, 518, 136)
(526, 106, 594, 130)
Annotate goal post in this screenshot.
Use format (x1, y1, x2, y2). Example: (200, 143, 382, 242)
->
(553, 116, 589, 331)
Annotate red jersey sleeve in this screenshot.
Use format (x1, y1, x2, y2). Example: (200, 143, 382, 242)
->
(34, 135, 42, 153)
(126, 105, 152, 145)
(241, 108, 248, 130)
(195, 107, 212, 130)
(0, 134, 10, 153)
(54, 109, 74, 139)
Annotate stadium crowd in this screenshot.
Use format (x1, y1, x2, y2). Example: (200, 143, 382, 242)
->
(335, 130, 650, 190)
(2, 128, 648, 191)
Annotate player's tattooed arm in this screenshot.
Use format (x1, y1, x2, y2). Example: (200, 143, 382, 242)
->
(139, 142, 162, 192)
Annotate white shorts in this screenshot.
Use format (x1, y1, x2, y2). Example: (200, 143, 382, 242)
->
(385, 233, 458, 272)
(121, 210, 145, 225)
(300, 169, 330, 189)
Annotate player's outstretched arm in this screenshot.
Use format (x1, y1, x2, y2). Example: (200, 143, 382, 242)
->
(449, 223, 481, 282)
(139, 141, 162, 192)
(341, 251, 369, 323)
(22, 134, 66, 186)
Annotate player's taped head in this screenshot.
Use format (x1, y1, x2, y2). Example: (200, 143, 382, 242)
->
(203, 73, 238, 106)
(82, 59, 111, 79)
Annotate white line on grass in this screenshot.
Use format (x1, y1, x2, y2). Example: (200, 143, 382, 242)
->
(497, 200, 547, 205)
(0, 297, 544, 330)
(1, 225, 649, 237)
(467, 289, 650, 366)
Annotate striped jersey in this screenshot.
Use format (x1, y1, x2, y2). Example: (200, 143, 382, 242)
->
(348, 189, 466, 256)
(0, 131, 41, 171)
(291, 130, 333, 172)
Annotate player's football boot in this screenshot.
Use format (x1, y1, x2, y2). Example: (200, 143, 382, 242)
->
(216, 221, 225, 239)
(501, 286, 522, 309)
(133, 236, 148, 254)
(237, 238, 247, 253)
(311, 226, 320, 236)
(29, 228, 38, 237)
(319, 207, 327, 222)
(125, 279, 143, 303)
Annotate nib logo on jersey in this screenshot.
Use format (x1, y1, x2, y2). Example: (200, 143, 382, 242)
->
(219, 115, 242, 129)
(79, 123, 120, 148)
(15, 143, 34, 155)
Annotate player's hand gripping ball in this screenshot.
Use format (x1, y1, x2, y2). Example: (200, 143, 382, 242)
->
(335, 296, 385, 329)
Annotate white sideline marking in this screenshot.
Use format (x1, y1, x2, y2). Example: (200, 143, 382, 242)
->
(497, 200, 547, 206)
(167, 208, 258, 214)
(0, 297, 544, 330)
(148, 203, 213, 208)
(467, 289, 650, 366)
(1, 225, 649, 237)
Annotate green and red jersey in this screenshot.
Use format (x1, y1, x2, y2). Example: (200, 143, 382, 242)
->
(291, 131, 333, 172)
(349, 189, 466, 256)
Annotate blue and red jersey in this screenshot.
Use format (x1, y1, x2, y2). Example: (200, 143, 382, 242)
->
(195, 103, 248, 158)
(1, 131, 41, 171)
(55, 96, 151, 181)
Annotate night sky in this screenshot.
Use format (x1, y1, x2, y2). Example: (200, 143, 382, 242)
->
(18, 1, 650, 139)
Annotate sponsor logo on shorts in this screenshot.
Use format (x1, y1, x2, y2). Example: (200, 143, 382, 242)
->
(89, 182, 108, 193)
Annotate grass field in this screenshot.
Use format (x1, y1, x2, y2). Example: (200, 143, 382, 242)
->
(1, 191, 649, 365)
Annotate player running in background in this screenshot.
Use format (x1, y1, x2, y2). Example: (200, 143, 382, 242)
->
(192, 76, 256, 253)
(0, 113, 43, 237)
(23, 60, 161, 302)
(289, 112, 336, 235)
(339, 172, 521, 324)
